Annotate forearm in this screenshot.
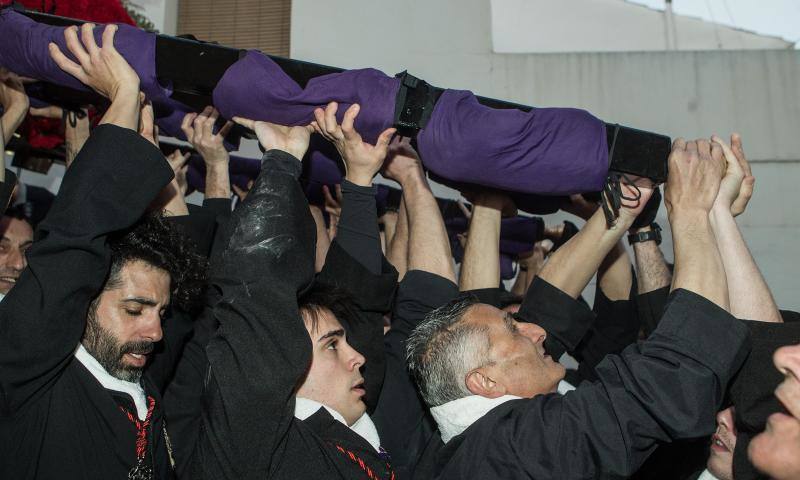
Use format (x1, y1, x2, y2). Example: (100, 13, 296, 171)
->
(597, 242, 633, 301)
(153, 181, 190, 217)
(204, 162, 231, 199)
(1, 105, 26, 145)
(97, 87, 140, 131)
(200, 149, 316, 475)
(632, 240, 672, 293)
(710, 208, 781, 322)
(64, 112, 91, 169)
(335, 180, 382, 274)
(310, 207, 330, 272)
(539, 209, 629, 299)
(386, 197, 409, 280)
(459, 203, 501, 291)
(402, 171, 456, 283)
(510, 268, 528, 297)
(669, 212, 729, 311)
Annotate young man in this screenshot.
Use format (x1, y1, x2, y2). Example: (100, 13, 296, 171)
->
(0, 24, 203, 479)
(182, 102, 399, 479)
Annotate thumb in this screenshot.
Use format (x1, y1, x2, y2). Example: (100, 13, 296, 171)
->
(232, 116, 255, 130)
(375, 127, 397, 151)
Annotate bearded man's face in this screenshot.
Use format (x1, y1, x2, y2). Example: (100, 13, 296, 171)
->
(83, 260, 170, 382)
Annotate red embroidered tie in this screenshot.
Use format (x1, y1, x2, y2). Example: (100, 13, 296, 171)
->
(119, 395, 156, 480)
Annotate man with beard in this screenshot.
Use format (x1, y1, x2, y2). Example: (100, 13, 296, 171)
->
(0, 23, 203, 479)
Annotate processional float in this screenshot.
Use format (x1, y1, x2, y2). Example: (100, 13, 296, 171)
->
(0, 5, 670, 225)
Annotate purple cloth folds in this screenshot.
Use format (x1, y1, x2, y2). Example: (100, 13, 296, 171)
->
(0, 10, 201, 146)
(2, 9, 612, 200)
(212, 50, 400, 145)
(417, 89, 609, 195)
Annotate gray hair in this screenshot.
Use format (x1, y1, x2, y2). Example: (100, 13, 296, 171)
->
(406, 295, 492, 407)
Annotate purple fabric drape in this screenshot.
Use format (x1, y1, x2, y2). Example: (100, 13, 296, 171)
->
(417, 90, 608, 195)
(1, 9, 609, 199)
(0, 10, 195, 141)
(212, 50, 399, 145)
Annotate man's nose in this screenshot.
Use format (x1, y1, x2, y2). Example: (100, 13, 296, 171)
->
(140, 312, 163, 343)
(519, 322, 547, 344)
(8, 247, 25, 271)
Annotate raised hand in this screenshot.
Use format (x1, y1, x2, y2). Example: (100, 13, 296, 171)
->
(49, 24, 139, 101)
(615, 181, 655, 225)
(710, 133, 754, 217)
(232, 116, 313, 161)
(166, 149, 191, 196)
(49, 24, 140, 129)
(382, 136, 424, 186)
(311, 102, 396, 186)
(181, 107, 233, 167)
(664, 138, 726, 219)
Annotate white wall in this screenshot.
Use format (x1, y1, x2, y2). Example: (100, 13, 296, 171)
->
(135, 0, 178, 34)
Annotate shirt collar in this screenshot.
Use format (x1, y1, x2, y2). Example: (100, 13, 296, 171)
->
(294, 397, 381, 452)
(430, 380, 576, 443)
(74, 344, 148, 420)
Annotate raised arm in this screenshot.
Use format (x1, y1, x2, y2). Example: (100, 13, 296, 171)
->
(458, 192, 515, 291)
(311, 101, 395, 274)
(497, 139, 750, 479)
(373, 138, 459, 478)
(666, 138, 729, 308)
(386, 196, 409, 280)
(0, 69, 29, 145)
(536, 190, 651, 300)
(0, 23, 173, 414)
(181, 107, 234, 200)
(709, 134, 781, 322)
(385, 137, 456, 283)
(192, 116, 317, 479)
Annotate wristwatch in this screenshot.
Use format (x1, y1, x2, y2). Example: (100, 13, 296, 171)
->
(628, 222, 662, 246)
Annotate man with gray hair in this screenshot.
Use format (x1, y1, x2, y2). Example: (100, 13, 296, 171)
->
(406, 139, 752, 479)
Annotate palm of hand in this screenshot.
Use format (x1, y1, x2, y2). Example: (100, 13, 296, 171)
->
(255, 122, 311, 158)
(339, 138, 386, 176)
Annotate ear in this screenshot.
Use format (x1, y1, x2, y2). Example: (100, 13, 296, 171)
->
(465, 368, 506, 399)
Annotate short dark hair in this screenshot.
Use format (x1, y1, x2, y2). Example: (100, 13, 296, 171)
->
(3, 204, 31, 223)
(298, 282, 359, 334)
(104, 212, 207, 313)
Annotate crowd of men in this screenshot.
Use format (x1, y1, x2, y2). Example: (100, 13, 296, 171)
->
(1, 22, 799, 480)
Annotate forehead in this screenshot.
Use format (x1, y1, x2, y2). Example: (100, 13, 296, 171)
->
(303, 307, 345, 338)
(463, 303, 508, 330)
(0, 216, 33, 243)
(111, 260, 171, 304)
